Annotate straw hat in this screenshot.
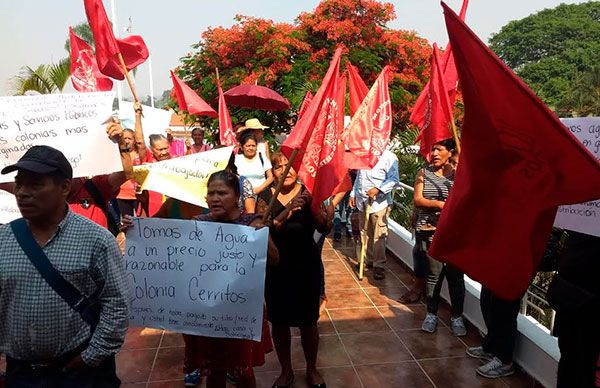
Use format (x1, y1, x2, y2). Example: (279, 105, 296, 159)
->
(236, 118, 269, 134)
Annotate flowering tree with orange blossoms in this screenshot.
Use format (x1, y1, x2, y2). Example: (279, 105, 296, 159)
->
(174, 0, 433, 140)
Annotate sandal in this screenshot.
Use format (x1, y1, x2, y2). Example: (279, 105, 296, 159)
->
(398, 290, 422, 304)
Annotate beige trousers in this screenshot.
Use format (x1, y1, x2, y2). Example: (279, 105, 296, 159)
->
(358, 206, 390, 269)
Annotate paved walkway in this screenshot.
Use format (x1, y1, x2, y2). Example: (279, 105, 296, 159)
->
(0, 236, 542, 387)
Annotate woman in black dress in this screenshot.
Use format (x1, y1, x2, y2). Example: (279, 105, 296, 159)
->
(257, 152, 332, 388)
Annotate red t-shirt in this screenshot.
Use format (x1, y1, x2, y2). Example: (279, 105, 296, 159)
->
(68, 175, 116, 228)
(142, 152, 164, 216)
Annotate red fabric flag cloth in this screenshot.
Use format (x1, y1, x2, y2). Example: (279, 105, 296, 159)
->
(69, 27, 113, 92)
(429, 2, 600, 301)
(415, 44, 454, 160)
(344, 66, 393, 169)
(297, 90, 313, 120)
(84, 0, 149, 80)
(102, 35, 149, 80)
(83, 0, 120, 76)
(217, 79, 237, 147)
(282, 48, 345, 210)
(170, 71, 217, 118)
(410, 0, 468, 129)
(347, 62, 369, 117)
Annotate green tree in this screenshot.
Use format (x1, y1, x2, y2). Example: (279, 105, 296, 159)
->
(11, 59, 71, 95)
(559, 66, 600, 116)
(489, 2, 600, 112)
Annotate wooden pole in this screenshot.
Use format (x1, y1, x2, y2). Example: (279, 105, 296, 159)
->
(117, 52, 139, 103)
(263, 148, 299, 222)
(358, 199, 372, 281)
(449, 119, 461, 155)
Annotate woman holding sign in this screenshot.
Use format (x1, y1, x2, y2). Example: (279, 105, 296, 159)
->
(257, 152, 333, 388)
(191, 170, 278, 388)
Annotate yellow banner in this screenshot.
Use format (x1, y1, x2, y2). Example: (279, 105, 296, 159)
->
(133, 146, 234, 208)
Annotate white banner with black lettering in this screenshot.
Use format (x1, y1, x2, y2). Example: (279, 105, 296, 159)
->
(554, 117, 600, 236)
(0, 92, 121, 183)
(125, 217, 268, 341)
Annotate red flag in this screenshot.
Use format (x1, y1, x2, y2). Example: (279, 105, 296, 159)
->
(344, 66, 393, 169)
(217, 79, 237, 147)
(170, 71, 217, 118)
(282, 48, 344, 209)
(83, 0, 120, 77)
(410, 0, 468, 130)
(347, 62, 369, 117)
(102, 35, 149, 80)
(297, 90, 313, 120)
(84, 0, 149, 80)
(415, 44, 454, 160)
(429, 3, 600, 301)
(69, 27, 113, 92)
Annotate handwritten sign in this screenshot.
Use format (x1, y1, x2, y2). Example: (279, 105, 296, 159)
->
(118, 101, 172, 136)
(0, 92, 121, 183)
(125, 217, 268, 341)
(0, 190, 19, 224)
(133, 146, 233, 208)
(554, 117, 600, 236)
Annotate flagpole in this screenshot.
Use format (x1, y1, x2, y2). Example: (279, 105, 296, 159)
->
(117, 54, 140, 103)
(449, 117, 461, 154)
(110, 0, 123, 108)
(262, 148, 299, 222)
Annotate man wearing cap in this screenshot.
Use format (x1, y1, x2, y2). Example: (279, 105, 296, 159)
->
(0, 146, 129, 386)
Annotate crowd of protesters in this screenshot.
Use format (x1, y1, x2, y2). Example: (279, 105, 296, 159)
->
(0, 103, 597, 388)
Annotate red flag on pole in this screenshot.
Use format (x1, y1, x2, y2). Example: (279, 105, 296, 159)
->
(344, 66, 393, 169)
(415, 45, 454, 160)
(282, 48, 344, 209)
(84, 0, 149, 80)
(347, 62, 369, 117)
(410, 0, 468, 130)
(170, 71, 217, 118)
(217, 79, 237, 147)
(69, 27, 113, 92)
(102, 36, 149, 80)
(297, 90, 313, 120)
(429, 2, 600, 301)
(83, 0, 120, 76)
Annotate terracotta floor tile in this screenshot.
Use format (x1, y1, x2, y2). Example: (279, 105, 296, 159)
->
(364, 286, 411, 307)
(322, 249, 341, 261)
(502, 366, 538, 388)
(388, 265, 416, 285)
(146, 381, 185, 388)
(116, 348, 157, 383)
(121, 384, 146, 388)
(254, 346, 281, 373)
(255, 370, 282, 387)
(397, 327, 467, 359)
(318, 313, 338, 335)
(419, 357, 506, 388)
(324, 259, 351, 275)
(122, 327, 164, 350)
(325, 272, 360, 290)
(291, 336, 352, 369)
(161, 331, 185, 348)
(148, 346, 185, 382)
(329, 307, 390, 334)
(379, 304, 428, 331)
(340, 332, 412, 365)
(359, 269, 405, 288)
(326, 289, 373, 309)
(356, 361, 433, 388)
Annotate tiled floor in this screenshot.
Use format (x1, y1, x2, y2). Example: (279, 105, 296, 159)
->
(0, 236, 542, 388)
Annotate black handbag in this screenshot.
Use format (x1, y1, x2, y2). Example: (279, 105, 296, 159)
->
(10, 218, 100, 330)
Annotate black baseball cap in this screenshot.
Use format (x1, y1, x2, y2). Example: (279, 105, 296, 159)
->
(1, 145, 73, 179)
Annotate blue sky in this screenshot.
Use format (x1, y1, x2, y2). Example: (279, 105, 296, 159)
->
(0, 0, 588, 99)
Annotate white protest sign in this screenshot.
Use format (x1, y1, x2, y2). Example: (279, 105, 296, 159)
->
(0, 92, 121, 183)
(125, 217, 268, 341)
(133, 146, 233, 207)
(118, 101, 172, 137)
(0, 190, 19, 224)
(554, 117, 600, 236)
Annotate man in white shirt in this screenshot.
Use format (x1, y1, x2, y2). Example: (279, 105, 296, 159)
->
(349, 149, 399, 280)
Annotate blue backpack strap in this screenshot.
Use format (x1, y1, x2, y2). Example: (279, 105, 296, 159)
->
(9, 218, 99, 329)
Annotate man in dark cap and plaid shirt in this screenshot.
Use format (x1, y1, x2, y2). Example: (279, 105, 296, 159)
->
(0, 145, 129, 387)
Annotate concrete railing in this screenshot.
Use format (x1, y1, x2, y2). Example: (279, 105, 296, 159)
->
(386, 219, 560, 388)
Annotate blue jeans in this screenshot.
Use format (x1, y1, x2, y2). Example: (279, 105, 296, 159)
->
(333, 193, 350, 235)
(6, 355, 120, 388)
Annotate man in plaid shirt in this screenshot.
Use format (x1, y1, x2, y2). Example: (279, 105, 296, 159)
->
(0, 146, 129, 387)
